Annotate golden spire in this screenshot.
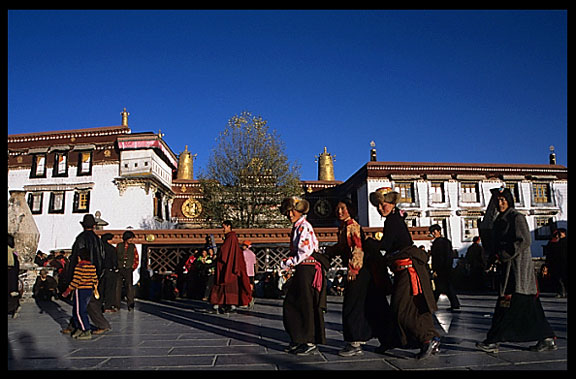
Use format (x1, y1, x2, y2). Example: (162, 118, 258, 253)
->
(177, 145, 197, 180)
(121, 108, 130, 126)
(315, 147, 335, 181)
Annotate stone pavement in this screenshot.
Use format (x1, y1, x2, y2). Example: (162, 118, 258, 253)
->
(8, 292, 567, 370)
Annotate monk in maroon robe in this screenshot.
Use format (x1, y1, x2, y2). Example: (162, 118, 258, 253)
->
(209, 221, 253, 311)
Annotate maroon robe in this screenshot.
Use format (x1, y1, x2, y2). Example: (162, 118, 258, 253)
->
(209, 231, 253, 306)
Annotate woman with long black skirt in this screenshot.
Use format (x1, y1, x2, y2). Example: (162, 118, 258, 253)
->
(476, 187, 557, 353)
(280, 196, 327, 356)
(367, 187, 440, 359)
(325, 198, 393, 357)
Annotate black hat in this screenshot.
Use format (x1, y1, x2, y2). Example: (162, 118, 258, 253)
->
(496, 187, 515, 208)
(80, 214, 97, 228)
(122, 230, 136, 241)
(101, 233, 114, 242)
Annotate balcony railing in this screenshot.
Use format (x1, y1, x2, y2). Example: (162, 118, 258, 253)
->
(96, 226, 432, 274)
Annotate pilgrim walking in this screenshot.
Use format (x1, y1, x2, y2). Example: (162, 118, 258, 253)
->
(367, 187, 440, 359)
(280, 196, 328, 356)
(476, 187, 557, 353)
(208, 221, 253, 313)
(324, 198, 393, 357)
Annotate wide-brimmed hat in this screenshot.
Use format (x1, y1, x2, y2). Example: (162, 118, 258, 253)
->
(80, 214, 97, 228)
(280, 196, 310, 216)
(369, 187, 400, 207)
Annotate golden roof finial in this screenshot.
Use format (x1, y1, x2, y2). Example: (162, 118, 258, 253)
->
(315, 147, 335, 181)
(177, 145, 197, 180)
(121, 108, 130, 126)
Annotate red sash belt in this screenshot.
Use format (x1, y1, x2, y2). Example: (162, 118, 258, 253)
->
(299, 258, 322, 293)
(393, 258, 422, 296)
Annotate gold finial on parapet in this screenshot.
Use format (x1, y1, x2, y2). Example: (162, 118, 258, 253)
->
(315, 146, 335, 181)
(177, 145, 197, 180)
(121, 108, 130, 126)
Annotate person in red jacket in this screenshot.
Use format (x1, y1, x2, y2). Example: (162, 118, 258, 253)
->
(209, 221, 252, 314)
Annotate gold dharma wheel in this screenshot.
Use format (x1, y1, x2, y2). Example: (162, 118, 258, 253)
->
(181, 197, 202, 218)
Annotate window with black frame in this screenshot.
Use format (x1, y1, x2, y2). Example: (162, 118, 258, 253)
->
(27, 192, 43, 214)
(30, 154, 47, 178)
(73, 190, 90, 213)
(48, 192, 65, 214)
(53, 152, 68, 177)
(77, 150, 93, 176)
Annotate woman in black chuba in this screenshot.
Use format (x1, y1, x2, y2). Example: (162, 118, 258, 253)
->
(476, 187, 557, 353)
(367, 187, 440, 359)
(324, 198, 393, 357)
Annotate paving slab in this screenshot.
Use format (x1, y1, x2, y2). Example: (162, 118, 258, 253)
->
(8, 293, 567, 370)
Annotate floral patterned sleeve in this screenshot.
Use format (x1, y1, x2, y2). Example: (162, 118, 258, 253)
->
(347, 222, 364, 274)
(284, 218, 319, 268)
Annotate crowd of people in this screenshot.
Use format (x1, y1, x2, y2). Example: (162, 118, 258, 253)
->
(274, 188, 563, 358)
(8, 186, 566, 359)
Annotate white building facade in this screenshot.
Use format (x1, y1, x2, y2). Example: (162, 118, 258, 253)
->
(8, 114, 179, 282)
(354, 161, 568, 257)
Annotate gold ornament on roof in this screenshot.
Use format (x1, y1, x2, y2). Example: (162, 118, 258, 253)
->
(315, 146, 335, 181)
(121, 108, 130, 126)
(177, 145, 197, 180)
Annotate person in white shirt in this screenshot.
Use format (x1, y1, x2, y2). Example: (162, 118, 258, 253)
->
(280, 196, 327, 356)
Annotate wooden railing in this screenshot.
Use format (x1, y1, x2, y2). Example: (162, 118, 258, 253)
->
(96, 227, 432, 274)
(95, 226, 432, 245)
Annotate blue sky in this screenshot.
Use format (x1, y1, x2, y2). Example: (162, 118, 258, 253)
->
(8, 10, 567, 181)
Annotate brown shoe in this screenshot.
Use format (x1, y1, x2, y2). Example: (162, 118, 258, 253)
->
(92, 328, 110, 335)
(61, 326, 75, 335)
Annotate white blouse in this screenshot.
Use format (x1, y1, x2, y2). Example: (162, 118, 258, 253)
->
(281, 215, 319, 269)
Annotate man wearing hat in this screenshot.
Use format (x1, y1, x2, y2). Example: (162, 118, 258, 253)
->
(61, 214, 111, 335)
(241, 240, 257, 308)
(115, 230, 139, 311)
(367, 187, 440, 359)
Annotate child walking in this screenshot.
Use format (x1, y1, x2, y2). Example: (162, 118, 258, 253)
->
(62, 247, 99, 340)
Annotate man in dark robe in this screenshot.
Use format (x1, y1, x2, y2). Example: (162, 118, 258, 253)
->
(429, 224, 461, 311)
(209, 221, 252, 313)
